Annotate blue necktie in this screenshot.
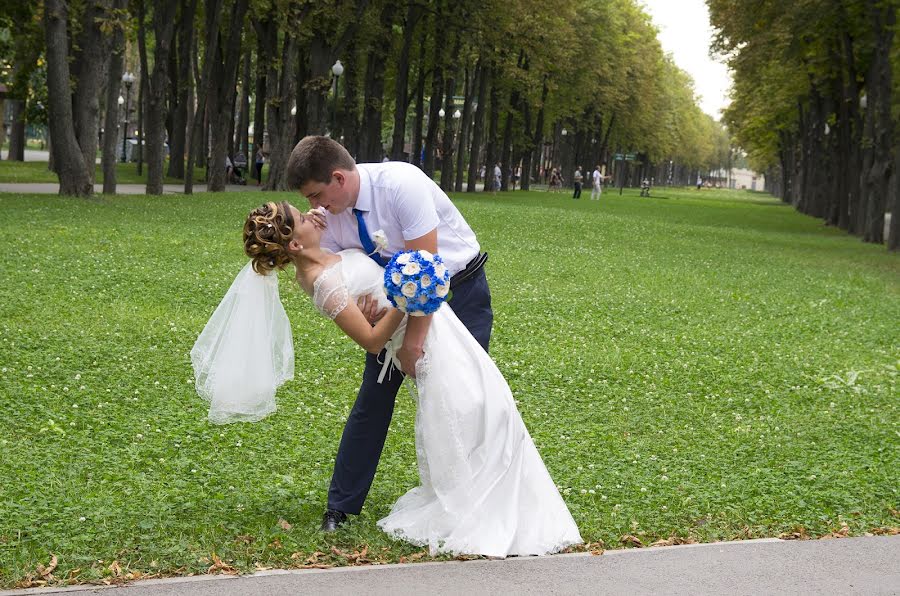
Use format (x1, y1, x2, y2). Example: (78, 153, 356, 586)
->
(353, 208, 388, 266)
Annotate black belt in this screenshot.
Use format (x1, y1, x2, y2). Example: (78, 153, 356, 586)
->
(450, 252, 488, 289)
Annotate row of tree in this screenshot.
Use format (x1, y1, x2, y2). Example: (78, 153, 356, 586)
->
(11, 0, 735, 198)
(708, 0, 898, 250)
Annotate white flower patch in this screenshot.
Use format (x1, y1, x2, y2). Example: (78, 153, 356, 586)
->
(402, 261, 421, 275)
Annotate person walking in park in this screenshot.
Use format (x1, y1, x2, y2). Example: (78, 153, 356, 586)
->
(255, 148, 266, 186)
(591, 165, 602, 200)
(492, 162, 502, 195)
(573, 166, 583, 199)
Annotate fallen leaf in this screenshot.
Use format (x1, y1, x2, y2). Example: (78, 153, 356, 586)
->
(235, 534, 255, 544)
(620, 534, 643, 548)
(278, 518, 292, 531)
(821, 523, 850, 539)
(207, 554, 238, 575)
(36, 554, 58, 579)
(871, 527, 900, 536)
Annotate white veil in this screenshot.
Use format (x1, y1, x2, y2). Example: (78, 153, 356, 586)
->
(190, 262, 294, 424)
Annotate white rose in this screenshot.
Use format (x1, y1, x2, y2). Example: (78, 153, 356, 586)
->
(409, 310, 426, 317)
(417, 249, 433, 261)
(372, 229, 388, 251)
(419, 274, 432, 288)
(391, 271, 402, 285)
(435, 284, 449, 298)
(401, 281, 418, 298)
(402, 261, 421, 275)
(395, 296, 408, 310)
(418, 294, 428, 304)
(434, 263, 447, 279)
(396, 253, 411, 265)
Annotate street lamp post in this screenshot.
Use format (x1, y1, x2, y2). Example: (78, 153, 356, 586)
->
(331, 60, 344, 139)
(120, 72, 135, 162)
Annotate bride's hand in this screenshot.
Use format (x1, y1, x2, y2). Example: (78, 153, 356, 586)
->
(357, 294, 387, 325)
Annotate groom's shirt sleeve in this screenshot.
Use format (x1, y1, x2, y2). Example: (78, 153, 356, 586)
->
(391, 168, 441, 241)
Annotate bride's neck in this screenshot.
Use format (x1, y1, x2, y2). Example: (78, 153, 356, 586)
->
(293, 247, 331, 277)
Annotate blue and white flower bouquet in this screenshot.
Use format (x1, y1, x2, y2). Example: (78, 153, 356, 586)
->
(383, 250, 450, 316)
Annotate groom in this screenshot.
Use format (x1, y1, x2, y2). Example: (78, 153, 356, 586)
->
(285, 136, 493, 532)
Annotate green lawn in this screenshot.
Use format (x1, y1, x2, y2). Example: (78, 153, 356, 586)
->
(0, 160, 213, 185)
(0, 187, 897, 587)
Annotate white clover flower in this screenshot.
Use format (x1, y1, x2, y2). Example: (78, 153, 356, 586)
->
(402, 261, 421, 275)
(420, 274, 432, 288)
(435, 284, 449, 298)
(401, 281, 418, 298)
(391, 271, 402, 285)
(396, 253, 412, 265)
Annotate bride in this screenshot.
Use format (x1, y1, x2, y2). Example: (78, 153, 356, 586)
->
(192, 201, 582, 558)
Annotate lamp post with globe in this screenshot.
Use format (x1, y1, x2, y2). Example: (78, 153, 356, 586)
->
(120, 72, 135, 162)
(331, 60, 344, 139)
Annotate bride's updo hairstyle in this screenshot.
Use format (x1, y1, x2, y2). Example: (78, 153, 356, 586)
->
(243, 201, 296, 275)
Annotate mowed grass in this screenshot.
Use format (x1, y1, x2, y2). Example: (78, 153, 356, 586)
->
(0, 160, 210, 185)
(0, 187, 897, 587)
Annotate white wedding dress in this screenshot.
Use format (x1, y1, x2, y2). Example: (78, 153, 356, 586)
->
(314, 249, 582, 558)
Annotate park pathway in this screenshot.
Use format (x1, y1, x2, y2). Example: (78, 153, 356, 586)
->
(2, 536, 897, 595)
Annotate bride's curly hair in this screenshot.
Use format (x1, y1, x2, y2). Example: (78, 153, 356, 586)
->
(243, 201, 296, 275)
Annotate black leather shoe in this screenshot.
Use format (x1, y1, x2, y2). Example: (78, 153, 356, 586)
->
(320, 509, 348, 532)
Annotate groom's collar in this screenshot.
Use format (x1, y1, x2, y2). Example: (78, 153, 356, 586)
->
(353, 166, 372, 213)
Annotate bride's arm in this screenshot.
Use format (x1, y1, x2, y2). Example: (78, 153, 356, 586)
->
(333, 303, 406, 354)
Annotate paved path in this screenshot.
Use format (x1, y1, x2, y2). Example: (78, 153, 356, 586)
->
(3, 536, 897, 596)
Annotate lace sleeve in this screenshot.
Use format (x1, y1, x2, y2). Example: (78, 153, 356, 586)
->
(312, 263, 350, 319)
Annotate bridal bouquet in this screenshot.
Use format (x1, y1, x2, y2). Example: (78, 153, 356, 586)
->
(383, 250, 450, 316)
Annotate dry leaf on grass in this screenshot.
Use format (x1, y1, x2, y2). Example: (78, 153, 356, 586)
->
(620, 534, 643, 548)
(278, 518, 292, 531)
(779, 526, 810, 540)
(650, 536, 697, 547)
(207, 554, 238, 575)
(871, 527, 900, 536)
(821, 523, 850, 539)
(37, 553, 58, 579)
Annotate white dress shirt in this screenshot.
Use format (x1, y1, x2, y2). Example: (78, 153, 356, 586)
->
(320, 162, 480, 276)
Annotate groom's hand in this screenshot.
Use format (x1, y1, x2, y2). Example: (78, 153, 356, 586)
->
(397, 345, 424, 378)
(306, 209, 327, 231)
(357, 294, 387, 325)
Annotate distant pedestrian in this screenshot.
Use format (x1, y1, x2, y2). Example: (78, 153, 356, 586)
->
(591, 165, 602, 200)
(573, 166, 583, 199)
(255, 148, 265, 186)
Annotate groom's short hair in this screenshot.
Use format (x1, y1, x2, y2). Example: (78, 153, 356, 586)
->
(286, 136, 356, 190)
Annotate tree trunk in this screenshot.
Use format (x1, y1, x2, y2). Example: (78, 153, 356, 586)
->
(454, 64, 473, 193)
(524, 77, 548, 192)
(252, 26, 267, 183)
(411, 23, 428, 168)
(238, 46, 251, 156)
(144, 0, 178, 195)
(439, 57, 458, 190)
(72, 0, 111, 185)
(6, 99, 25, 161)
(423, 3, 446, 179)
(360, 2, 396, 162)
(264, 30, 297, 190)
(44, 0, 93, 196)
(484, 75, 501, 192)
(168, 0, 198, 180)
(861, 0, 894, 244)
(184, 0, 224, 194)
(390, 3, 422, 161)
(208, 0, 249, 192)
(467, 60, 489, 192)
(102, 0, 127, 194)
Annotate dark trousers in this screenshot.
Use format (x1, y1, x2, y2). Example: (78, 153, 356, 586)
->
(573, 182, 582, 198)
(327, 267, 493, 514)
